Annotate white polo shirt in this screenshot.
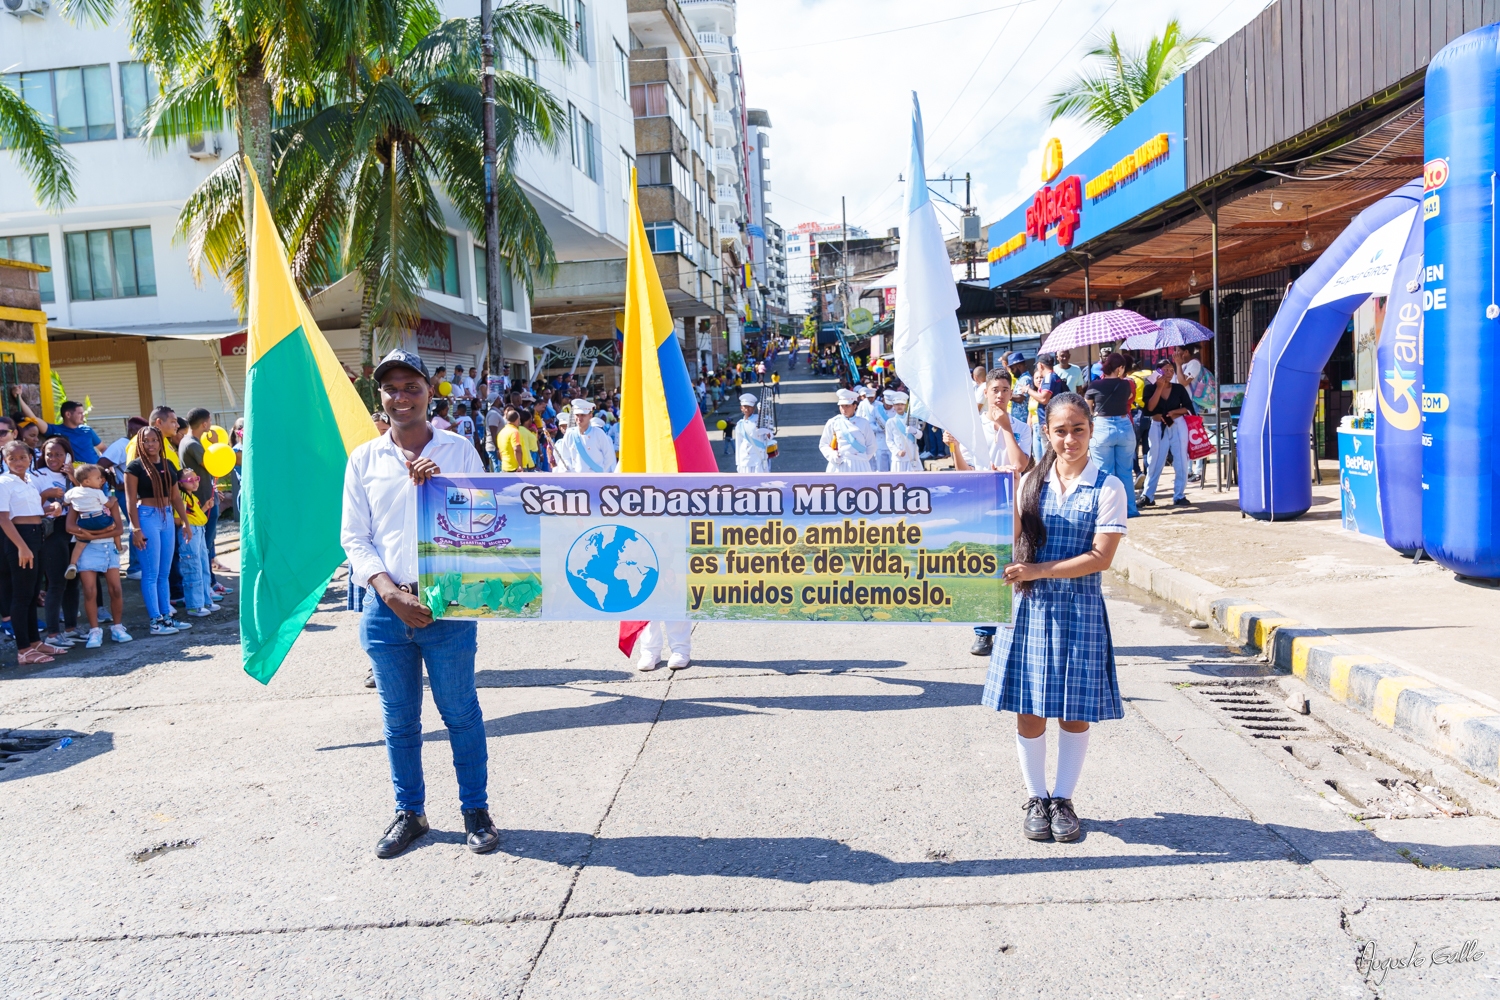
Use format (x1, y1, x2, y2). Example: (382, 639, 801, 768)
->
(341, 426, 483, 588)
(1017, 458, 1128, 535)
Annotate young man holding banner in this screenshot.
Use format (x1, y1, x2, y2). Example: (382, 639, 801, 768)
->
(340, 348, 498, 860)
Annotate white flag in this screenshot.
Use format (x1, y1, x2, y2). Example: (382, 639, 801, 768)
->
(894, 93, 986, 462)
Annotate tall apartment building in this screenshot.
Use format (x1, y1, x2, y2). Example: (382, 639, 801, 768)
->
(762, 218, 788, 321)
(0, 0, 635, 426)
(678, 0, 750, 356)
(786, 222, 866, 317)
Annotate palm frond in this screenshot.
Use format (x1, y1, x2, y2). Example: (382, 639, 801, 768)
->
(0, 82, 77, 211)
(144, 73, 232, 146)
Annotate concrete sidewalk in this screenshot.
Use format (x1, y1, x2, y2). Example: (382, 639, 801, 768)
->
(1114, 476, 1500, 783)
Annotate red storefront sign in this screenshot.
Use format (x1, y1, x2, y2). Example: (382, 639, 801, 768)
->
(1024, 175, 1083, 247)
(220, 332, 247, 356)
(415, 319, 452, 353)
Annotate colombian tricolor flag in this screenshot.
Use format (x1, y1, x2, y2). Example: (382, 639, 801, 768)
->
(617, 168, 717, 653)
(240, 163, 378, 683)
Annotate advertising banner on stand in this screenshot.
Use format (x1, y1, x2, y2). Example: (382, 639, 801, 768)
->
(418, 472, 1013, 624)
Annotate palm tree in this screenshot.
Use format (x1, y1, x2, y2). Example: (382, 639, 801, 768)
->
(1046, 19, 1211, 132)
(0, 84, 77, 210)
(176, 5, 570, 363)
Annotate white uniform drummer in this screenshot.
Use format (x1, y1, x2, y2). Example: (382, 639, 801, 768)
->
(883, 390, 924, 472)
(733, 392, 774, 474)
(819, 387, 878, 473)
(553, 399, 617, 473)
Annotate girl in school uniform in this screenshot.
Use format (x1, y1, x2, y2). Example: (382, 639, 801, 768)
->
(981, 391, 1127, 843)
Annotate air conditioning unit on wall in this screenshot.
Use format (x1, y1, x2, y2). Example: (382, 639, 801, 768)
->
(187, 134, 222, 161)
(3, 0, 50, 17)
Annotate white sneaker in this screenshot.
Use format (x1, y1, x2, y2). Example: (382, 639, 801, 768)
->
(85, 627, 103, 649)
(667, 652, 691, 671)
(149, 618, 178, 636)
(636, 656, 661, 672)
(207, 602, 222, 612)
(110, 625, 133, 643)
(186, 607, 212, 618)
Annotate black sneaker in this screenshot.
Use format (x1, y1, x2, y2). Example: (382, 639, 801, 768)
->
(463, 808, 500, 854)
(364, 668, 377, 689)
(1173, 497, 1191, 507)
(1137, 495, 1157, 508)
(1023, 796, 1053, 841)
(970, 632, 994, 656)
(1050, 797, 1081, 842)
(376, 809, 429, 859)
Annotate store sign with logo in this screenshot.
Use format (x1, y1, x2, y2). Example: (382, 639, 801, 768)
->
(988, 75, 1187, 288)
(415, 319, 452, 353)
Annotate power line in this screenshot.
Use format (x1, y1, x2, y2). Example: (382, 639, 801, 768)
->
(924, 1, 1025, 145)
(927, 0, 1071, 164)
(940, 0, 1123, 170)
(742, 0, 1044, 55)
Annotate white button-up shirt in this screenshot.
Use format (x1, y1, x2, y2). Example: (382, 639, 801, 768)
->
(341, 427, 483, 588)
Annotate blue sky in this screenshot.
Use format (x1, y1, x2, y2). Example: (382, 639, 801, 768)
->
(736, 0, 1273, 239)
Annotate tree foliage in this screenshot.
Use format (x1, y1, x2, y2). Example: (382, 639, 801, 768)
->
(1046, 19, 1211, 132)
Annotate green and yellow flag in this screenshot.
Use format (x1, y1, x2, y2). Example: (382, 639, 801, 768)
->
(241, 163, 377, 683)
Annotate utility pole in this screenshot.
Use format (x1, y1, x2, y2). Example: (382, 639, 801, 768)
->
(480, 0, 504, 389)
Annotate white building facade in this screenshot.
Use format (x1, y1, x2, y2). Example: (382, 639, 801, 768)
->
(0, 0, 633, 430)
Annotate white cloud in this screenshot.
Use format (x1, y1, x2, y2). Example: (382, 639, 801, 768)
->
(919, 518, 960, 528)
(738, 1, 1274, 239)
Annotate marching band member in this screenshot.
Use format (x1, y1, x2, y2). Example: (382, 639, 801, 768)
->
(820, 388, 878, 473)
(884, 390, 923, 472)
(856, 386, 891, 472)
(552, 399, 617, 473)
(733, 392, 774, 474)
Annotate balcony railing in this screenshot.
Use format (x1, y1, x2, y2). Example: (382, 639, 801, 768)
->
(713, 109, 734, 131)
(697, 32, 730, 53)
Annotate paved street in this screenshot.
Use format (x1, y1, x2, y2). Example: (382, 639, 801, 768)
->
(2, 498, 1496, 997)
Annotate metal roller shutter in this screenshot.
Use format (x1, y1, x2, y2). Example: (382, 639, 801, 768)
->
(160, 358, 236, 416)
(53, 362, 142, 432)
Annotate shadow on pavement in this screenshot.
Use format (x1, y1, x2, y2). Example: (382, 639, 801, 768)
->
(316, 675, 980, 750)
(490, 811, 1396, 882)
(0, 729, 112, 782)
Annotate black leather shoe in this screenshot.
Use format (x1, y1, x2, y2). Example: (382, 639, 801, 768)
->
(463, 808, 500, 854)
(970, 632, 994, 656)
(1050, 797, 1081, 842)
(363, 669, 377, 689)
(376, 810, 429, 859)
(1023, 797, 1053, 841)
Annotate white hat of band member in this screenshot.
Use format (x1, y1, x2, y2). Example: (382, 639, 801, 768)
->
(571, 398, 594, 413)
(885, 390, 908, 404)
(836, 388, 859, 404)
(739, 393, 759, 406)
(858, 385, 874, 396)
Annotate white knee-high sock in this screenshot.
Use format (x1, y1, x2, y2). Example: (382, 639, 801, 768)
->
(1016, 732, 1048, 799)
(1051, 728, 1091, 799)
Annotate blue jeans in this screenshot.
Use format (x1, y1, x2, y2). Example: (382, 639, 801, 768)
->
(204, 501, 220, 585)
(1090, 415, 1140, 518)
(1144, 418, 1191, 501)
(178, 524, 211, 609)
(360, 592, 488, 813)
(135, 505, 175, 619)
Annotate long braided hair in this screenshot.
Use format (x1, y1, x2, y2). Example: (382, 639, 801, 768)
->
(1013, 392, 1092, 592)
(135, 426, 171, 501)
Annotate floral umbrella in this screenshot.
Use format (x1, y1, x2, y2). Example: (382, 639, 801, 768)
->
(1040, 309, 1161, 353)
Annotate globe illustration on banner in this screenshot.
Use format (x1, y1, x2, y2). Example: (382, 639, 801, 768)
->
(565, 526, 660, 612)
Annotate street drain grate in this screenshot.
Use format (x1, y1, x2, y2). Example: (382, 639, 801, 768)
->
(1195, 684, 1307, 738)
(0, 730, 80, 771)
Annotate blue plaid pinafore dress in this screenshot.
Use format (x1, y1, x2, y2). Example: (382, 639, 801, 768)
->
(980, 467, 1123, 722)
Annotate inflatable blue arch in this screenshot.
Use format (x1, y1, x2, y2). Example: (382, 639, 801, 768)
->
(1237, 180, 1424, 525)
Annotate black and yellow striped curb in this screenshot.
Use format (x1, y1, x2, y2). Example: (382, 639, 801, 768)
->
(1211, 599, 1500, 782)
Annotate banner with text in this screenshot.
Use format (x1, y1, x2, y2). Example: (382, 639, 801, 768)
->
(417, 472, 1012, 624)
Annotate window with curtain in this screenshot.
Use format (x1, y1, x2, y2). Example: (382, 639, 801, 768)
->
(1, 65, 115, 143)
(64, 227, 155, 300)
(426, 234, 460, 296)
(571, 0, 590, 61)
(637, 152, 690, 199)
(1, 235, 55, 303)
(119, 62, 158, 138)
(473, 246, 515, 312)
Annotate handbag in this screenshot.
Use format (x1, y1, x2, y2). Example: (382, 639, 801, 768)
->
(1184, 414, 1216, 461)
(1188, 366, 1219, 413)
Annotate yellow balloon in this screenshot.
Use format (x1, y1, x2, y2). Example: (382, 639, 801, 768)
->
(716, 419, 727, 431)
(438, 380, 453, 396)
(203, 442, 237, 479)
(201, 424, 231, 446)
